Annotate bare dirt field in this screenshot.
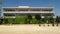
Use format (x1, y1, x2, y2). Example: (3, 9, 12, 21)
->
(0, 24, 60, 34)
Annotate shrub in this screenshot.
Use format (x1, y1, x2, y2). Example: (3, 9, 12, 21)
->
(31, 18, 37, 24)
(3, 18, 8, 24)
(14, 16, 25, 24)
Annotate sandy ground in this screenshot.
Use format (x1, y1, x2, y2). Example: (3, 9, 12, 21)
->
(0, 24, 60, 34)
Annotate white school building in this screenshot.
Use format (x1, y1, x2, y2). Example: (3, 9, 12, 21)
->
(2, 6, 54, 18)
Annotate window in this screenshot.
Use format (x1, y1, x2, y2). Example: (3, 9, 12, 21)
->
(4, 8, 15, 11)
(30, 8, 40, 11)
(4, 13, 15, 16)
(18, 8, 29, 11)
(41, 8, 53, 11)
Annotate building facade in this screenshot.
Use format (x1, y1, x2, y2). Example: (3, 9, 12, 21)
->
(2, 6, 54, 18)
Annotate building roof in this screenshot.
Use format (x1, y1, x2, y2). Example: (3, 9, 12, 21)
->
(2, 6, 54, 9)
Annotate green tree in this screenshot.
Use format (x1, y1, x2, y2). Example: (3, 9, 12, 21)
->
(49, 17, 54, 24)
(44, 16, 51, 26)
(59, 16, 60, 23)
(44, 16, 49, 24)
(4, 18, 8, 24)
(8, 18, 13, 24)
(14, 16, 25, 24)
(48, 17, 54, 26)
(56, 16, 60, 26)
(35, 14, 41, 24)
(27, 14, 32, 24)
(42, 17, 47, 24)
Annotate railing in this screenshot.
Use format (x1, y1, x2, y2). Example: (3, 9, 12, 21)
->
(3, 11, 54, 13)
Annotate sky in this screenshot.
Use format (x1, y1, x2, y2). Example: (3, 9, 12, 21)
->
(2, 0, 60, 16)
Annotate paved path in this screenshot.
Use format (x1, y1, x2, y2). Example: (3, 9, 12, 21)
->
(0, 24, 60, 34)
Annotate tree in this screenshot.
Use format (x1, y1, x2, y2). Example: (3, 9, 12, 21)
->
(44, 16, 49, 24)
(44, 16, 52, 26)
(59, 16, 60, 23)
(0, 18, 3, 24)
(48, 17, 54, 26)
(35, 14, 41, 20)
(4, 18, 8, 24)
(41, 18, 46, 26)
(35, 14, 41, 24)
(49, 17, 54, 24)
(27, 14, 32, 20)
(27, 14, 32, 24)
(56, 16, 60, 26)
(42, 17, 47, 24)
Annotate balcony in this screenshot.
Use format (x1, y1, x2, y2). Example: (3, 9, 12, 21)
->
(3, 11, 54, 14)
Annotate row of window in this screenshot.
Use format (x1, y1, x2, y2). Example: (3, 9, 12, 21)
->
(4, 9, 53, 11)
(4, 14, 53, 16)
(4, 10, 53, 11)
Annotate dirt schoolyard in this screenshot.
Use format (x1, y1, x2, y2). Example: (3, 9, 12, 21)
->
(0, 24, 60, 34)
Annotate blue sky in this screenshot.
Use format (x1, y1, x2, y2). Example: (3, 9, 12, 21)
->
(2, 0, 60, 16)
